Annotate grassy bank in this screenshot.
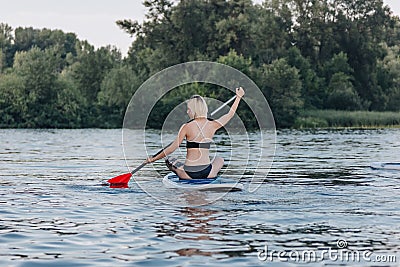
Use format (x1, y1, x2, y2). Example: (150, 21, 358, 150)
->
(294, 110, 400, 128)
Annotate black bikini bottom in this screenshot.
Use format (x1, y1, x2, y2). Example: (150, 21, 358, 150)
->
(183, 164, 212, 179)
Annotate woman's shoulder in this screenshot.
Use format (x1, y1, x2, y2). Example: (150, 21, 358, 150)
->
(186, 118, 220, 131)
(186, 117, 215, 123)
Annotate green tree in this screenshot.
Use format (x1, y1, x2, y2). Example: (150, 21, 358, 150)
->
(217, 49, 253, 77)
(263, 58, 303, 127)
(54, 71, 86, 128)
(0, 72, 25, 126)
(13, 47, 60, 126)
(0, 23, 14, 70)
(66, 43, 120, 126)
(386, 16, 400, 47)
(288, 0, 335, 65)
(97, 65, 141, 126)
(118, 0, 180, 68)
(120, 0, 262, 67)
(217, 49, 261, 100)
(0, 49, 4, 73)
(214, 0, 256, 57)
(330, 0, 392, 109)
(13, 27, 78, 53)
(70, 42, 119, 102)
(286, 47, 323, 109)
(322, 52, 354, 80)
(14, 27, 36, 51)
(326, 72, 362, 110)
(251, 1, 292, 66)
(321, 52, 360, 107)
(377, 44, 400, 111)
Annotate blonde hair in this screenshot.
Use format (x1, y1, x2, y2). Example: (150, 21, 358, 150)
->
(187, 95, 208, 118)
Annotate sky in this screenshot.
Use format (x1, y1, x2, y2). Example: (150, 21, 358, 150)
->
(1, 0, 399, 56)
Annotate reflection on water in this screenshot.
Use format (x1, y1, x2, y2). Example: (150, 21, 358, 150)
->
(0, 129, 399, 266)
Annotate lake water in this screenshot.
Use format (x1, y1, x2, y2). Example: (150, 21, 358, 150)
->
(0, 128, 399, 266)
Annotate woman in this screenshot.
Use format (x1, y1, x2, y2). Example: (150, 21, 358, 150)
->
(145, 87, 245, 179)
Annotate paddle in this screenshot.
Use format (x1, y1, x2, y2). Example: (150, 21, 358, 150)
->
(107, 95, 237, 185)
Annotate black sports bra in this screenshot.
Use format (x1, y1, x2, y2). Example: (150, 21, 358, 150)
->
(186, 141, 211, 149)
(186, 118, 213, 149)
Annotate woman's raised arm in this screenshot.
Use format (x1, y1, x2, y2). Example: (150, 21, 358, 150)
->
(214, 87, 245, 129)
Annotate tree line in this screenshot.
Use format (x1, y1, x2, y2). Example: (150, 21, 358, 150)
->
(1, 0, 400, 128)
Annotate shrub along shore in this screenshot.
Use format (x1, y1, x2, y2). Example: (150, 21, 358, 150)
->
(295, 110, 400, 129)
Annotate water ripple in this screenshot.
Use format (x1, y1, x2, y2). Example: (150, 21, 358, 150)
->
(0, 129, 399, 266)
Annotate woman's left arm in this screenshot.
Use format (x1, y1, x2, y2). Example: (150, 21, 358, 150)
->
(145, 124, 187, 163)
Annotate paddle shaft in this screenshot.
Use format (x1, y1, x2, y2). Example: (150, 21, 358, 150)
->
(210, 95, 236, 116)
(129, 147, 167, 175)
(127, 95, 238, 176)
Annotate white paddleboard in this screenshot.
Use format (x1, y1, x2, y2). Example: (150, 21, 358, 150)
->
(162, 173, 244, 192)
(370, 162, 400, 171)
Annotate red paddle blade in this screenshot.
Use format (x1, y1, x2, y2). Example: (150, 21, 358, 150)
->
(107, 173, 132, 184)
(109, 183, 129, 189)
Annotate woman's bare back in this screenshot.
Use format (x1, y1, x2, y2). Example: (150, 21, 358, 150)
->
(184, 118, 217, 166)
